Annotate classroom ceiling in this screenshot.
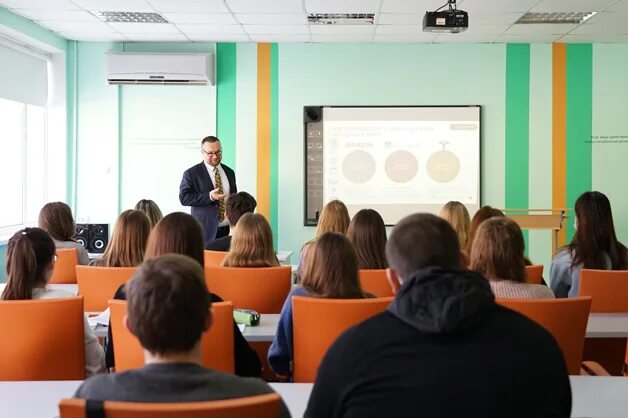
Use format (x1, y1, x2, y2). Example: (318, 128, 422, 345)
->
(2, 0, 628, 43)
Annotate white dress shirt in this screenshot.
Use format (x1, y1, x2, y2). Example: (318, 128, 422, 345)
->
(205, 162, 230, 227)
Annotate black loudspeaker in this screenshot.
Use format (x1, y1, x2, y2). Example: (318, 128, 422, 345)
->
(304, 106, 322, 123)
(75, 223, 109, 253)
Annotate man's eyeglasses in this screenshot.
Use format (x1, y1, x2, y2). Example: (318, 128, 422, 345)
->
(202, 150, 222, 157)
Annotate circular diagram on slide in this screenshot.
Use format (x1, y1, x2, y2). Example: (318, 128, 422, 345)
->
(342, 150, 376, 183)
(427, 148, 461, 183)
(384, 150, 419, 183)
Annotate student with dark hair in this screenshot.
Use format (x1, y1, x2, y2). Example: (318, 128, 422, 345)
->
(465, 205, 505, 255)
(105, 212, 261, 377)
(551, 191, 628, 297)
(134, 199, 163, 229)
(346, 209, 387, 270)
(206, 191, 257, 252)
(2, 228, 104, 376)
(74, 254, 290, 417)
(269, 233, 371, 377)
(38, 202, 89, 265)
(305, 213, 571, 418)
(90, 210, 150, 268)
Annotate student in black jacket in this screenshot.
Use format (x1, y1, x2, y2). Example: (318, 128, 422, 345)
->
(305, 213, 572, 418)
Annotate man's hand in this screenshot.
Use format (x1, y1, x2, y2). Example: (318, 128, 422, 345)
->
(209, 188, 226, 201)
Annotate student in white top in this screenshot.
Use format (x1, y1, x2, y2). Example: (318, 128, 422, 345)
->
(38, 201, 89, 265)
(470, 217, 554, 299)
(1, 227, 105, 376)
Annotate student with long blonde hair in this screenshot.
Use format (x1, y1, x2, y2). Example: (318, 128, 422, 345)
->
(439, 201, 471, 250)
(221, 213, 279, 268)
(38, 202, 89, 265)
(269, 232, 372, 377)
(134, 199, 163, 229)
(1, 228, 104, 375)
(90, 210, 150, 268)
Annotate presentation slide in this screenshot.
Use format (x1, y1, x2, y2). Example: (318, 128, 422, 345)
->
(321, 106, 480, 224)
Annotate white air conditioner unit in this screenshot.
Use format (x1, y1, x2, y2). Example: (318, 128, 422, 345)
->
(105, 52, 214, 86)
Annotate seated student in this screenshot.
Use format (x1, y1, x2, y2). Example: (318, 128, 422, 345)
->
(439, 200, 471, 250)
(90, 210, 150, 267)
(105, 212, 261, 377)
(470, 217, 554, 299)
(134, 199, 163, 229)
(1, 228, 104, 376)
(206, 191, 257, 252)
(221, 213, 279, 267)
(551, 191, 628, 297)
(304, 214, 571, 418)
(38, 202, 89, 265)
(74, 254, 290, 417)
(347, 209, 387, 270)
(268, 232, 372, 377)
(465, 205, 505, 255)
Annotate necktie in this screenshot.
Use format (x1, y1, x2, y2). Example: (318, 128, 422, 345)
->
(213, 167, 225, 221)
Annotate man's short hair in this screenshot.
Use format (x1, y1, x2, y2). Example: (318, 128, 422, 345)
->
(386, 213, 460, 280)
(126, 254, 210, 355)
(201, 136, 220, 145)
(225, 192, 257, 227)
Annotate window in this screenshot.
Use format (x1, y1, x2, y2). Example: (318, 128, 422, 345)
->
(0, 97, 47, 235)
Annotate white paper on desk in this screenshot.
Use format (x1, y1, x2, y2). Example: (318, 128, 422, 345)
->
(87, 308, 110, 328)
(237, 323, 246, 333)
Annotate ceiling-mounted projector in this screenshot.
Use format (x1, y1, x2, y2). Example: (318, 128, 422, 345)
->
(423, 0, 468, 33)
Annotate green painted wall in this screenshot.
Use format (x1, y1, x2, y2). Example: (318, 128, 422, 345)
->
(0, 245, 6, 283)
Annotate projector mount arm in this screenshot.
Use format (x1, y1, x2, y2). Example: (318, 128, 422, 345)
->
(433, 0, 458, 13)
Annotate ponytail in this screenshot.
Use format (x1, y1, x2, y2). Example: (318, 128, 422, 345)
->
(2, 228, 56, 301)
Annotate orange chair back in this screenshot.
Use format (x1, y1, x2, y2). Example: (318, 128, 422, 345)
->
(497, 297, 592, 375)
(59, 393, 281, 418)
(76, 266, 136, 312)
(0, 297, 85, 380)
(109, 300, 234, 373)
(359, 269, 394, 297)
(292, 296, 394, 382)
(579, 269, 628, 312)
(205, 250, 228, 267)
(204, 266, 291, 314)
(525, 264, 544, 285)
(49, 248, 79, 284)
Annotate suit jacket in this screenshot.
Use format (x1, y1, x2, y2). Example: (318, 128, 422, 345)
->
(179, 162, 237, 244)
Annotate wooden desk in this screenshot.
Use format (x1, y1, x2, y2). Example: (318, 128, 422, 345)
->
(0, 377, 627, 418)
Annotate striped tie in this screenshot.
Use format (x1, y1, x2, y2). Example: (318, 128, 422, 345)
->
(213, 167, 225, 221)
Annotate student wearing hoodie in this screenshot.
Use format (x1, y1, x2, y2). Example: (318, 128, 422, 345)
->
(304, 213, 572, 418)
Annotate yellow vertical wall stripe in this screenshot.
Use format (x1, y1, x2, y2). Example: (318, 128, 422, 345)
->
(552, 43, 567, 249)
(257, 43, 272, 219)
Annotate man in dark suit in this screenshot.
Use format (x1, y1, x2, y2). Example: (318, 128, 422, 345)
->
(179, 136, 236, 245)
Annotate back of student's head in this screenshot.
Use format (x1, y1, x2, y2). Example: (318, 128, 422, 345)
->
(225, 192, 257, 227)
(2, 228, 56, 300)
(95, 209, 150, 268)
(570, 191, 628, 269)
(386, 213, 460, 282)
(38, 202, 76, 242)
(134, 199, 163, 229)
(126, 254, 210, 355)
(316, 200, 350, 238)
(302, 232, 364, 298)
(470, 217, 526, 283)
(466, 205, 505, 254)
(145, 212, 205, 267)
(222, 213, 278, 267)
(439, 201, 471, 250)
(346, 209, 387, 270)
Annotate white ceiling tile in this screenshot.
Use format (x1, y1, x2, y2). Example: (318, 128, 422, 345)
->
(381, 0, 426, 14)
(107, 22, 181, 34)
(310, 25, 375, 35)
(378, 14, 422, 24)
(605, 0, 628, 11)
(235, 13, 307, 24)
(531, 0, 615, 13)
(374, 34, 436, 43)
(569, 22, 628, 36)
(187, 34, 251, 42)
(459, 0, 539, 13)
(161, 13, 238, 24)
(226, 0, 304, 14)
(176, 24, 245, 35)
(506, 23, 578, 35)
(71, 0, 154, 12)
(59, 32, 128, 41)
(124, 33, 189, 41)
(244, 25, 309, 35)
(305, 0, 381, 14)
(1, 0, 79, 10)
(463, 24, 509, 34)
(433, 34, 497, 43)
(37, 20, 117, 33)
(249, 34, 312, 42)
(580, 11, 628, 27)
(469, 12, 523, 25)
(558, 34, 628, 43)
(150, 1, 231, 13)
(497, 33, 563, 42)
(14, 10, 100, 22)
(376, 24, 426, 35)
(312, 35, 374, 42)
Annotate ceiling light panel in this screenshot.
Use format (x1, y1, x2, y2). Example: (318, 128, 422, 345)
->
(226, 0, 304, 14)
(91, 11, 169, 23)
(160, 13, 238, 24)
(305, 0, 381, 14)
(308, 13, 375, 25)
(515, 12, 596, 24)
(235, 13, 307, 24)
